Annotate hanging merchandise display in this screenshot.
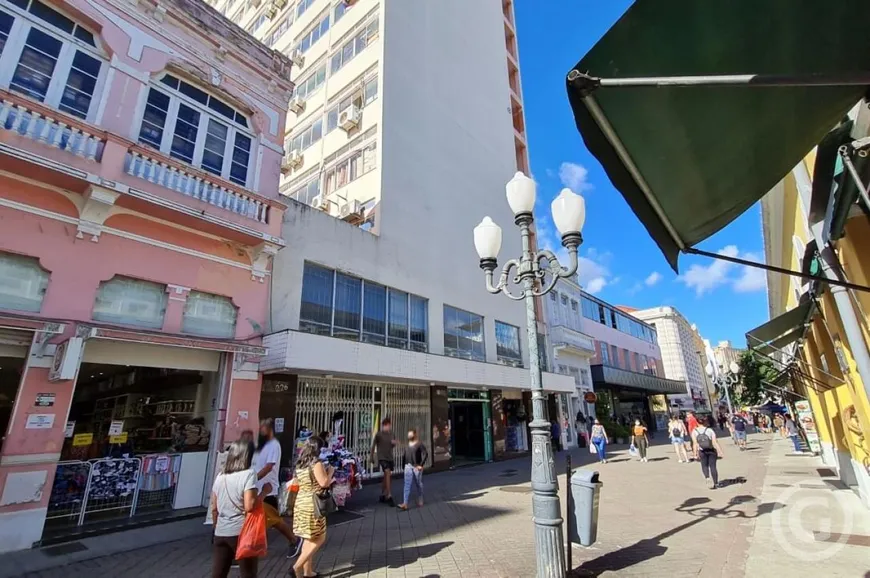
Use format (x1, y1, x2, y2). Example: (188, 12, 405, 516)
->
(292, 415, 365, 508)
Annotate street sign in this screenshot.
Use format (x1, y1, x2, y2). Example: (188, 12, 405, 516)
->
(583, 392, 597, 403)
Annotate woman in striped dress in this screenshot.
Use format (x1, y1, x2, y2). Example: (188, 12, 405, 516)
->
(291, 437, 333, 578)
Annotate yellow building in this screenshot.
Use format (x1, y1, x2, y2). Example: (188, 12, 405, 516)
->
(759, 99, 870, 508)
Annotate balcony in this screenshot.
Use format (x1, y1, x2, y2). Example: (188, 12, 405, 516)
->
(0, 95, 105, 162)
(124, 147, 271, 223)
(550, 325, 596, 356)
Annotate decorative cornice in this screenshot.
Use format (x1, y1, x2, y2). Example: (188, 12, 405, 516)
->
(248, 242, 281, 282)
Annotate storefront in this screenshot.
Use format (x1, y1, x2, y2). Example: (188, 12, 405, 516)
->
(259, 375, 432, 477)
(492, 389, 531, 458)
(0, 327, 34, 455)
(42, 339, 227, 536)
(447, 388, 492, 465)
(590, 364, 686, 431)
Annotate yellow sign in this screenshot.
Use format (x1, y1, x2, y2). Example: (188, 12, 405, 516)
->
(72, 433, 93, 446)
(109, 432, 128, 444)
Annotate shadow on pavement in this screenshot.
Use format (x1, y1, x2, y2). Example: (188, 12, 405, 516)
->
(573, 495, 785, 576)
(327, 541, 454, 578)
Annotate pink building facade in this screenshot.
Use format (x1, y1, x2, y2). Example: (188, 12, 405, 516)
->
(0, 0, 292, 551)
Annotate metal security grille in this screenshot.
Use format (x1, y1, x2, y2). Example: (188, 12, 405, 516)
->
(293, 376, 431, 475)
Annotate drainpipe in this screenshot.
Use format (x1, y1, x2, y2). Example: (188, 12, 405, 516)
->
(811, 222, 870, 406)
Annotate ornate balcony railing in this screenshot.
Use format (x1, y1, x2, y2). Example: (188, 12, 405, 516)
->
(0, 98, 104, 161)
(124, 148, 269, 223)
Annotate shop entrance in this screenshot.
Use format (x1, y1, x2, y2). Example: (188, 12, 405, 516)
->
(45, 341, 223, 538)
(0, 355, 25, 454)
(448, 389, 492, 464)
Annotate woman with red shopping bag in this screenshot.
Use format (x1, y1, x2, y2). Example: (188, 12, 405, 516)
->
(211, 440, 265, 578)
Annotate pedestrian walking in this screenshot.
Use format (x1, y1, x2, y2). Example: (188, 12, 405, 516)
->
(371, 418, 397, 506)
(211, 440, 259, 578)
(784, 414, 803, 453)
(773, 413, 785, 437)
(290, 437, 334, 578)
(632, 419, 649, 462)
(731, 413, 748, 451)
(717, 413, 727, 432)
(692, 416, 725, 489)
(668, 414, 689, 463)
(551, 419, 563, 452)
(590, 418, 608, 463)
(686, 411, 700, 435)
(253, 419, 301, 559)
(398, 428, 428, 511)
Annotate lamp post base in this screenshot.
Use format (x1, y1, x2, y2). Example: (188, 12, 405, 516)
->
(530, 416, 567, 578)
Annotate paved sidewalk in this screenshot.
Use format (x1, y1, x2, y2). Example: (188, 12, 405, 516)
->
(6, 432, 867, 577)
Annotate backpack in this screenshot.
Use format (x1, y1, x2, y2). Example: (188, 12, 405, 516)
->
(696, 428, 714, 451)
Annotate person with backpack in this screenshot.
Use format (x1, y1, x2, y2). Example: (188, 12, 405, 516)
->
(731, 413, 749, 451)
(668, 414, 689, 463)
(692, 415, 725, 489)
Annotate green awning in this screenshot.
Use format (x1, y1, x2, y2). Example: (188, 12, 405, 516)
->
(566, 0, 870, 271)
(746, 296, 816, 354)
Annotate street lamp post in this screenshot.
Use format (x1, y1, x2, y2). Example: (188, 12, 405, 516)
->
(707, 361, 740, 415)
(473, 172, 586, 578)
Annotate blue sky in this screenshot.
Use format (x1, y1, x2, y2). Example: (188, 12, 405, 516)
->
(514, 0, 769, 346)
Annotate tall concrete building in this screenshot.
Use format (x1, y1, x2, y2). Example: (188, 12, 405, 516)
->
(216, 0, 531, 228)
(630, 307, 712, 412)
(206, 0, 573, 469)
(713, 340, 745, 372)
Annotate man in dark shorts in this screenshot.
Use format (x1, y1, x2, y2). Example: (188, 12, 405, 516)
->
(372, 417, 397, 506)
(731, 413, 748, 451)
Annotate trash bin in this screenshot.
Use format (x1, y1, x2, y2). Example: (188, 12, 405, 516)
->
(568, 468, 601, 546)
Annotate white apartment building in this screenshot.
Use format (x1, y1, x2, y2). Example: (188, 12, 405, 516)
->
(212, 0, 571, 467)
(630, 306, 712, 412)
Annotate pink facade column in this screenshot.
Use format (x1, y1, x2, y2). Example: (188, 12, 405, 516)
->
(222, 353, 262, 445)
(0, 336, 82, 551)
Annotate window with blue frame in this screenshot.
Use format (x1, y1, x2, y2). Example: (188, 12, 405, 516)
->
(1, 0, 103, 121)
(299, 262, 428, 351)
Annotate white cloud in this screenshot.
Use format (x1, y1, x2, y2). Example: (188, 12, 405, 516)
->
(733, 252, 767, 293)
(678, 245, 767, 296)
(558, 162, 593, 192)
(678, 245, 738, 296)
(644, 271, 662, 287)
(585, 277, 608, 294)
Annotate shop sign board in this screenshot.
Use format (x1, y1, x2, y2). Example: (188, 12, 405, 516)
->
(49, 337, 83, 381)
(108, 421, 124, 436)
(64, 421, 75, 438)
(25, 414, 55, 429)
(73, 433, 93, 446)
(35, 393, 55, 407)
(794, 399, 821, 454)
(109, 432, 128, 444)
(583, 392, 597, 403)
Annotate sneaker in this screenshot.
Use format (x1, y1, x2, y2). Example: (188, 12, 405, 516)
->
(287, 539, 303, 559)
(707, 478, 716, 490)
(387, 497, 396, 507)
(378, 495, 386, 503)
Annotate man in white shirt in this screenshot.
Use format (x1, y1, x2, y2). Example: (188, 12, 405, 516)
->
(255, 418, 301, 558)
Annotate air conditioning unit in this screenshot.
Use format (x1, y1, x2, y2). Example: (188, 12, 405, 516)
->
(289, 94, 306, 114)
(339, 199, 362, 219)
(281, 149, 303, 173)
(338, 105, 361, 132)
(290, 48, 305, 68)
(311, 194, 330, 211)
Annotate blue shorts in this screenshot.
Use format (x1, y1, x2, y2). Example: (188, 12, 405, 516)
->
(670, 437, 683, 445)
(734, 430, 746, 441)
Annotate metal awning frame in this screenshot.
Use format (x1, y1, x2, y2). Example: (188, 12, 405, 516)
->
(568, 70, 870, 283)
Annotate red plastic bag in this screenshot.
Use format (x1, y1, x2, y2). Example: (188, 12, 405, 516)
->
(235, 503, 268, 559)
